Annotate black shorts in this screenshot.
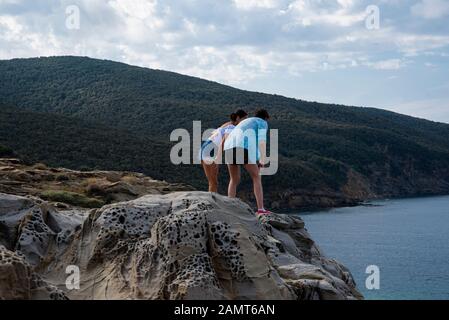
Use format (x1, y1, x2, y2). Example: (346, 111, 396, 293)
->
(225, 148, 250, 165)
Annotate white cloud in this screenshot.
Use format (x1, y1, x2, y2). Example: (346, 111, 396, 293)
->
(233, 0, 278, 10)
(282, 0, 366, 27)
(0, 15, 23, 38)
(411, 0, 449, 19)
(0, 0, 448, 123)
(0, 0, 448, 87)
(396, 34, 449, 56)
(368, 59, 405, 70)
(108, 0, 158, 20)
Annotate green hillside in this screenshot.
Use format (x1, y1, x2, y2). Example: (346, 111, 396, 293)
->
(0, 105, 200, 185)
(0, 144, 14, 158)
(1, 56, 449, 208)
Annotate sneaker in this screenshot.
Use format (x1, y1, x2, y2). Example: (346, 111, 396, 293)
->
(256, 209, 273, 217)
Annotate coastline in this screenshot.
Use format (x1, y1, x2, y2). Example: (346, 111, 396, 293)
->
(269, 192, 449, 213)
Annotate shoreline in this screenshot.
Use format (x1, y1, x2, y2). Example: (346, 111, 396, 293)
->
(278, 192, 449, 214)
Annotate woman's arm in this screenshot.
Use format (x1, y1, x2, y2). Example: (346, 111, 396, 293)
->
(215, 133, 229, 164)
(258, 140, 267, 167)
(219, 121, 233, 128)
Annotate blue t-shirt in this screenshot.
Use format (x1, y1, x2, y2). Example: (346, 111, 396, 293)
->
(224, 117, 268, 163)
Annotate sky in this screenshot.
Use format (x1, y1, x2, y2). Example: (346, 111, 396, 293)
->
(1, 0, 449, 123)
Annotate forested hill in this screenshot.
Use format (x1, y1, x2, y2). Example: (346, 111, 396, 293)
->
(1, 56, 449, 209)
(0, 144, 15, 158)
(0, 105, 198, 185)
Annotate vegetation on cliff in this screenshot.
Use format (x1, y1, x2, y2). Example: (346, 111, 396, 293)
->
(0, 158, 192, 209)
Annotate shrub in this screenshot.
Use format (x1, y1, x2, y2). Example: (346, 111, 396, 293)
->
(105, 172, 122, 183)
(0, 145, 14, 157)
(40, 190, 105, 208)
(121, 175, 139, 184)
(85, 183, 106, 197)
(55, 174, 70, 182)
(33, 163, 48, 170)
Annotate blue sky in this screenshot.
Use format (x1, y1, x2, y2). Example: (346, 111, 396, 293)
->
(1, 0, 448, 122)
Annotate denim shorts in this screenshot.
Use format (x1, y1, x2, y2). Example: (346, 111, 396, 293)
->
(199, 140, 217, 162)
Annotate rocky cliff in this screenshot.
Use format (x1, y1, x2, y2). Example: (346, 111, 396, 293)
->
(0, 190, 362, 300)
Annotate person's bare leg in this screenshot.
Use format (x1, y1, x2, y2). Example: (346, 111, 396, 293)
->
(244, 164, 264, 210)
(227, 164, 241, 198)
(202, 162, 219, 193)
(209, 163, 219, 193)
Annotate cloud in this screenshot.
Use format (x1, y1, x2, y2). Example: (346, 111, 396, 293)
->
(108, 0, 158, 20)
(0, 1, 446, 79)
(233, 0, 279, 10)
(0, 0, 448, 114)
(282, 0, 366, 27)
(411, 0, 449, 19)
(368, 59, 405, 70)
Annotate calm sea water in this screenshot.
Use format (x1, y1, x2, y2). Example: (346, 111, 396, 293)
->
(297, 195, 449, 300)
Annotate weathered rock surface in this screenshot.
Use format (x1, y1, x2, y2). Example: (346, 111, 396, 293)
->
(0, 245, 67, 300)
(0, 191, 363, 300)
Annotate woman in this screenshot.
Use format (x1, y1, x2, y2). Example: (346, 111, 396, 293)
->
(200, 109, 248, 193)
(224, 109, 272, 216)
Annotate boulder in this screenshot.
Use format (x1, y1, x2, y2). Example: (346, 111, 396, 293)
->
(0, 245, 67, 300)
(0, 191, 363, 300)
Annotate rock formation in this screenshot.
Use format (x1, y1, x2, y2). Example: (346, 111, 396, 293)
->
(0, 191, 362, 300)
(0, 158, 192, 208)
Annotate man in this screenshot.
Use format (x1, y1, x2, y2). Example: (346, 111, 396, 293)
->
(224, 109, 272, 216)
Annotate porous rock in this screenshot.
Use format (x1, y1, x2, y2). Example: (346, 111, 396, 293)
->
(0, 191, 363, 300)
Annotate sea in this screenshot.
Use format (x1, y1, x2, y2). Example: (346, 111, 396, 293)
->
(297, 195, 449, 300)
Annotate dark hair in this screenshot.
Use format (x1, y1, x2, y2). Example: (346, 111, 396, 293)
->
(230, 109, 248, 122)
(255, 109, 270, 120)
(235, 109, 248, 119)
